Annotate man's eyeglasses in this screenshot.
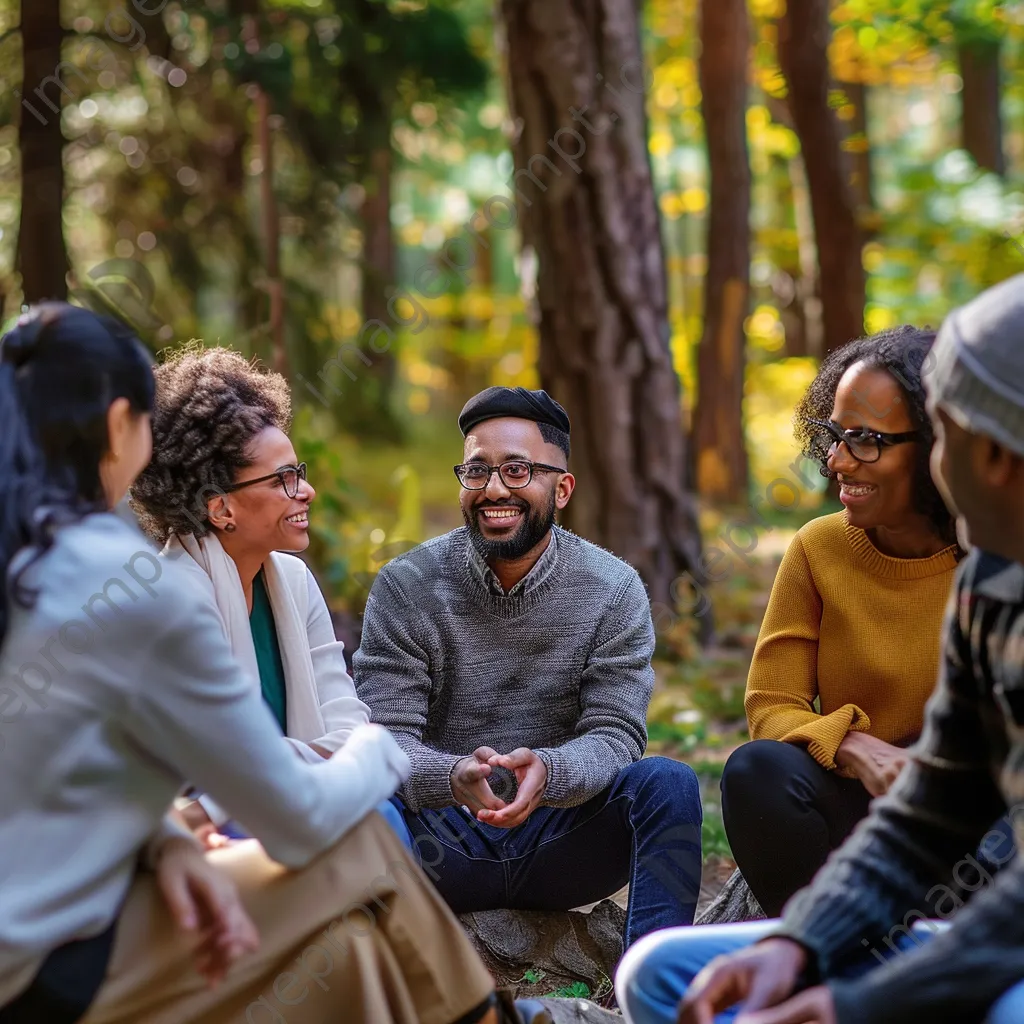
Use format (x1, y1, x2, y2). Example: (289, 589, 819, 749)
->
(453, 460, 565, 490)
(224, 463, 307, 499)
(807, 418, 921, 466)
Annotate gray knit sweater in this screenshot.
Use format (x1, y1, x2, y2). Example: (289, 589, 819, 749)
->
(353, 526, 655, 811)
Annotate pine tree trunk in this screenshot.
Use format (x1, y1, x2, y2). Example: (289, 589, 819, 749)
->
(18, 0, 68, 303)
(778, 0, 864, 353)
(355, 113, 401, 439)
(694, 0, 750, 504)
(959, 38, 1004, 176)
(843, 80, 874, 213)
(501, 0, 706, 615)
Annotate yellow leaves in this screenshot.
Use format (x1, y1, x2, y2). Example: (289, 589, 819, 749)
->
(749, 0, 785, 16)
(747, 105, 771, 132)
(660, 190, 707, 219)
(745, 305, 785, 354)
(842, 132, 870, 154)
(857, 26, 879, 51)
(650, 130, 674, 157)
(655, 82, 679, 110)
(862, 243, 885, 273)
(865, 305, 897, 334)
(660, 192, 682, 220)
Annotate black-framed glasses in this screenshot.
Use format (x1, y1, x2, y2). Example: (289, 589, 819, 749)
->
(225, 462, 307, 499)
(808, 418, 921, 466)
(453, 460, 565, 490)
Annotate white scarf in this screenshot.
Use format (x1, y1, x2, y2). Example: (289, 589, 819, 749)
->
(164, 532, 327, 742)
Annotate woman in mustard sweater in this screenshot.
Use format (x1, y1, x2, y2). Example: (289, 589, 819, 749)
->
(722, 325, 962, 916)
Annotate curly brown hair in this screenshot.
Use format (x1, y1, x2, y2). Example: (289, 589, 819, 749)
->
(130, 345, 291, 541)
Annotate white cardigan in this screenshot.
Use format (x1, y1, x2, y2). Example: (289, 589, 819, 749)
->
(162, 534, 371, 823)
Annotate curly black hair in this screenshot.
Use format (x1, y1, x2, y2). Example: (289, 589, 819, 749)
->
(793, 324, 958, 549)
(130, 346, 291, 541)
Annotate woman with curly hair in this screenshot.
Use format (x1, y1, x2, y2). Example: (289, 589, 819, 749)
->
(129, 347, 414, 845)
(0, 305, 523, 1024)
(718, 325, 963, 917)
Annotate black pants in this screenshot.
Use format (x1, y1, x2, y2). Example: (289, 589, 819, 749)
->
(721, 739, 872, 917)
(0, 921, 116, 1024)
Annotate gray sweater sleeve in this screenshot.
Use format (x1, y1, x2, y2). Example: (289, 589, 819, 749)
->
(533, 570, 654, 807)
(354, 565, 462, 812)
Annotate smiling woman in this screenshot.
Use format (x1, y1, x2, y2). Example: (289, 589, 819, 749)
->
(129, 347, 411, 846)
(719, 325, 965, 918)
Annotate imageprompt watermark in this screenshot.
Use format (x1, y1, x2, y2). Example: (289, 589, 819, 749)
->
(0, 480, 231, 752)
(858, 803, 1020, 964)
(19, 0, 189, 127)
(0, 547, 163, 752)
(292, 57, 653, 409)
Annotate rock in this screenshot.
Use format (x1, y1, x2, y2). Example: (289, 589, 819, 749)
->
(459, 900, 625, 1000)
(695, 866, 766, 925)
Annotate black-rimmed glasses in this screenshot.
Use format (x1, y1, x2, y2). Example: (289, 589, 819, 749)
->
(808, 418, 921, 465)
(225, 462, 307, 499)
(453, 460, 565, 490)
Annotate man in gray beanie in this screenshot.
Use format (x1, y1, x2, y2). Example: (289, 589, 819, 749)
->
(615, 278, 1024, 1024)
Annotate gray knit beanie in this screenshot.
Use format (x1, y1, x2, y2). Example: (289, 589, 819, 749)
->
(927, 273, 1024, 458)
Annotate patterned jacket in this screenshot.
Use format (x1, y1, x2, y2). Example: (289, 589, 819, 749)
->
(777, 548, 1024, 1023)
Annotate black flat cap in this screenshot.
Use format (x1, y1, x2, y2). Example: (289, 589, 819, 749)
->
(458, 386, 571, 437)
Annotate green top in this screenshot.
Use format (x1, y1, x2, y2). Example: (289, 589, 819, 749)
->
(250, 570, 288, 733)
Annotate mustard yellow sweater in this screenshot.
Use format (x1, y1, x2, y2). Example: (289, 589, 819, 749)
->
(745, 511, 960, 771)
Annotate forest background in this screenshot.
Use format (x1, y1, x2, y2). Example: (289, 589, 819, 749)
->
(3, 0, 1024, 865)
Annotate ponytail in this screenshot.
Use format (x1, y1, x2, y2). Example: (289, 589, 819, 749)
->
(0, 305, 155, 647)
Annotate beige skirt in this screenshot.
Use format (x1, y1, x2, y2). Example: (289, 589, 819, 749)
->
(82, 812, 494, 1024)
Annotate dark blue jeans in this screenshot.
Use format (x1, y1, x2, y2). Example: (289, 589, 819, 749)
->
(394, 756, 703, 949)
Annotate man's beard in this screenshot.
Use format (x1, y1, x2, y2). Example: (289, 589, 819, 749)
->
(463, 488, 557, 562)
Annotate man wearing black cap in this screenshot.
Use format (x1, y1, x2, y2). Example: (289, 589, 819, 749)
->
(354, 386, 703, 948)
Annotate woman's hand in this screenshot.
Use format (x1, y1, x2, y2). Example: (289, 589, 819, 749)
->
(154, 837, 259, 986)
(835, 732, 909, 797)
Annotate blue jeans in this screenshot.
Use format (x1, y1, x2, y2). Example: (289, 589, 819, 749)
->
(615, 920, 1024, 1024)
(393, 756, 703, 948)
(219, 801, 414, 851)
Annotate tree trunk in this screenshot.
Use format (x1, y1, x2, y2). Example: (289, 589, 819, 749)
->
(353, 105, 402, 439)
(959, 37, 1004, 176)
(843, 80, 874, 213)
(778, 0, 864, 353)
(500, 0, 706, 617)
(18, 0, 68, 303)
(255, 86, 287, 377)
(694, 0, 750, 504)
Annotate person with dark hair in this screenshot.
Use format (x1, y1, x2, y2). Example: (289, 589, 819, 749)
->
(614, 274, 1024, 1024)
(130, 347, 409, 846)
(0, 306, 541, 1024)
(354, 386, 704, 950)
(718, 326, 963, 918)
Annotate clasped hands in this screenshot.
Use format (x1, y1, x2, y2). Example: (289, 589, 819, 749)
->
(451, 745, 548, 828)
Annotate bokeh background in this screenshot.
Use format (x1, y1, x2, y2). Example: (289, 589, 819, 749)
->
(3, 0, 1023, 866)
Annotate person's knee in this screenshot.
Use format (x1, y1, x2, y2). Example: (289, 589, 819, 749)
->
(722, 739, 799, 809)
(616, 929, 702, 1024)
(619, 756, 700, 805)
(985, 979, 1024, 1024)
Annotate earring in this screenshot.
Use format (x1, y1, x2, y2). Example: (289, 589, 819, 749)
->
(224, 523, 237, 533)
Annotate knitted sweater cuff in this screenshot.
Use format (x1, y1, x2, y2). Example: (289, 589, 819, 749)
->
(780, 704, 871, 770)
(401, 749, 464, 811)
